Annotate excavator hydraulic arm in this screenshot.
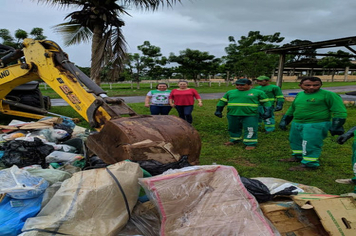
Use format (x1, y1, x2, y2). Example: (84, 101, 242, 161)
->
(0, 39, 137, 128)
(0, 39, 201, 165)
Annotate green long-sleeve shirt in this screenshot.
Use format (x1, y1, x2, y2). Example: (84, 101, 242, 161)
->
(254, 84, 284, 106)
(217, 89, 271, 116)
(285, 89, 347, 123)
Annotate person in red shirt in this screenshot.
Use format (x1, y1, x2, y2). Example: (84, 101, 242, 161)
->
(169, 81, 202, 124)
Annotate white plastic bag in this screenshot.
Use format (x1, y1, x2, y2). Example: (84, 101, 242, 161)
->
(45, 151, 83, 164)
(39, 128, 70, 142)
(0, 166, 49, 199)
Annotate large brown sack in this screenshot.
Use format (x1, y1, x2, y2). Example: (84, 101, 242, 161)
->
(22, 161, 142, 236)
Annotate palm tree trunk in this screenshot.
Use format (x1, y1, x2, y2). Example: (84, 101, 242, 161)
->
(91, 25, 104, 86)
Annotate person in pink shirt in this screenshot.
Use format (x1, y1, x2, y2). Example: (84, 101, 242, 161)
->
(169, 81, 203, 124)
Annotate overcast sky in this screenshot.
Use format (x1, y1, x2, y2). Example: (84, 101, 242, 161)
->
(2, 0, 356, 67)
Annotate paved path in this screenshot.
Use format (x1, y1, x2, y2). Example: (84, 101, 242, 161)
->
(51, 85, 356, 106)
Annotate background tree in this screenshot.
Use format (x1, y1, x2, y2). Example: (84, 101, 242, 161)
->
(30, 28, 47, 40)
(36, 0, 182, 86)
(201, 57, 221, 82)
(169, 48, 217, 86)
(137, 41, 168, 82)
(215, 58, 231, 86)
(0, 29, 15, 48)
(124, 53, 146, 89)
(318, 50, 354, 81)
(224, 31, 284, 79)
(77, 66, 91, 77)
(0, 28, 47, 48)
(283, 39, 316, 63)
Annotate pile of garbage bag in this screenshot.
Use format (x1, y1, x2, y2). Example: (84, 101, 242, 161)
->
(0, 117, 355, 236)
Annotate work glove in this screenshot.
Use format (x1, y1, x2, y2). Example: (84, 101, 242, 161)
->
(274, 101, 284, 111)
(329, 118, 346, 136)
(337, 126, 356, 144)
(261, 107, 273, 119)
(214, 106, 224, 118)
(279, 115, 293, 131)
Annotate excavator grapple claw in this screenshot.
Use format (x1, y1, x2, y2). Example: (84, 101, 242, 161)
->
(86, 115, 201, 165)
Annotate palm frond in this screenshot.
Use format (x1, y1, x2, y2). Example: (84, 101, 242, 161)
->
(118, 0, 182, 11)
(108, 27, 127, 80)
(111, 27, 127, 63)
(52, 23, 92, 46)
(34, 0, 83, 10)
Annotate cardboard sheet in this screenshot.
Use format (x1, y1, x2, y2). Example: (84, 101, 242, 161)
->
(261, 201, 328, 236)
(310, 197, 356, 236)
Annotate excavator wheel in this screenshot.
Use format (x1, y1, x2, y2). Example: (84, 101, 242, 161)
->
(86, 115, 201, 166)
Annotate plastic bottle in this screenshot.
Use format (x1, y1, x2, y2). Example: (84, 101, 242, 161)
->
(3, 132, 26, 141)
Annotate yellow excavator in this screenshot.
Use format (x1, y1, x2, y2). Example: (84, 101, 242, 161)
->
(0, 38, 201, 165)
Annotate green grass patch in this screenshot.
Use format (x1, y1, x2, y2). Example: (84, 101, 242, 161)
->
(1, 98, 356, 195)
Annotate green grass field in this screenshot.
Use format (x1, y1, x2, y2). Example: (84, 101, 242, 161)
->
(2, 98, 356, 195)
(2, 81, 356, 195)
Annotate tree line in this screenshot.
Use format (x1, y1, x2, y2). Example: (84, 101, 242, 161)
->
(1, 28, 354, 87)
(102, 31, 356, 86)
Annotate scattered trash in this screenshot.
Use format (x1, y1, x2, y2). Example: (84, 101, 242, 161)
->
(1, 117, 356, 235)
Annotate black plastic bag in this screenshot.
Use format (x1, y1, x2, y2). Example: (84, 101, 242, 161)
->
(1, 137, 54, 168)
(273, 186, 298, 196)
(53, 123, 73, 141)
(240, 177, 273, 203)
(136, 155, 191, 176)
(83, 155, 109, 170)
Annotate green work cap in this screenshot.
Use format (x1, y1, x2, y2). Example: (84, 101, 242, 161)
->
(235, 78, 251, 85)
(256, 76, 271, 81)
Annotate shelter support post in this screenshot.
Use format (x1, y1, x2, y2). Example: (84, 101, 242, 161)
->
(344, 66, 349, 82)
(276, 54, 285, 88)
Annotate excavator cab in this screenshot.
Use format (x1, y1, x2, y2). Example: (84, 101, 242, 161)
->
(0, 39, 201, 166)
(6, 81, 51, 112)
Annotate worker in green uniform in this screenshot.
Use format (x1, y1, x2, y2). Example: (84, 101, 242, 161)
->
(279, 77, 347, 171)
(214, 78, 272, 150)
(255, 76, 285, 133)
(336, 126, 356, 193)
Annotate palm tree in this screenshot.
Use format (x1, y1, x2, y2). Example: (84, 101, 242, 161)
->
(35, 0, 181, 85)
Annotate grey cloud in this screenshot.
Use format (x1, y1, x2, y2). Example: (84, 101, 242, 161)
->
(2, 0, 356, 66)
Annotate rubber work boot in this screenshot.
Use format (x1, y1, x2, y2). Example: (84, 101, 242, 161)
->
(288, 164, 318, 171)
(335, 179, 355, 185)
(278, 157, 300, 162)
(340, 193, 356, 198)
(224, 141, 236, 146)
(245, 146, 256, 150)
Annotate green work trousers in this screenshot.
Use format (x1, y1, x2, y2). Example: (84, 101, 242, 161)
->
(227, 115, 259, 146)
(258, 106, 275, 132)
(289, 121, 330, 168)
